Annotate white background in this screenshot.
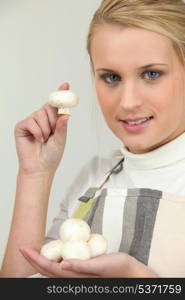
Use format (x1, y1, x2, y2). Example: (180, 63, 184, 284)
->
(0, 0, 121, 266)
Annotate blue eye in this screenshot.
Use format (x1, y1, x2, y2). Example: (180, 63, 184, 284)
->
(100, 73, 121, 84)
(143, 71, 160, 80)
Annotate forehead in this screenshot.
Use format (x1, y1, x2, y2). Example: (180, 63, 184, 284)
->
(91, 24, 176, 68)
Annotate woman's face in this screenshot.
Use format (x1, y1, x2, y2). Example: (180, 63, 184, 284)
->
(91, 24, 185, 154)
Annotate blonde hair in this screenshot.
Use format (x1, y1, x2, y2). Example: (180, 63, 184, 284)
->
(87, 0, 185, 65)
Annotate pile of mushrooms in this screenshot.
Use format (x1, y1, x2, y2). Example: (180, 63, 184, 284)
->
(47, 90, 79, 115)
(40, 218, 108, 261)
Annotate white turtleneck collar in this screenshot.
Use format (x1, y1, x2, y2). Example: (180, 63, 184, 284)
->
(120, 133, 185, 170)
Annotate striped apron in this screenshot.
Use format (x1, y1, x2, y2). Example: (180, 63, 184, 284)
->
(73, 157, 185, 277)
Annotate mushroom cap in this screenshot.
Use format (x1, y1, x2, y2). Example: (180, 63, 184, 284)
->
(48, 90, 78, 108)
(61, 241, 91, 260)
(88, 233, 108, 257)
(59, 218, 91, 242)
(40, 239, 63, 261)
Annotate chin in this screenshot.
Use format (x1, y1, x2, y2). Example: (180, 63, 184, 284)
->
(123, 139, 156, 154)
(117, 130, 163, 153)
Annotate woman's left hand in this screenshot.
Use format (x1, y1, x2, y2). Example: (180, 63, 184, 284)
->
(20, 246, 158, 278)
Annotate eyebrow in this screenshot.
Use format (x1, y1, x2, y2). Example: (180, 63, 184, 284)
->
(96, 63, 168, 72)
(137, 63, 168, 70)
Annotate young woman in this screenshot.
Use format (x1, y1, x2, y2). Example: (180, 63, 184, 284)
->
(1, 0, 185, 277)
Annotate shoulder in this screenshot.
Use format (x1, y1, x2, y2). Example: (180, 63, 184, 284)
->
(81, 150, 124, 184)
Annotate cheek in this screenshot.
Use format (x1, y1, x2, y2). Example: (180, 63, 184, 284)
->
(153, 88, 185, 127)
(150, 79, 181, 113)
(95, 82, 117, 116)
(161, 82, 185, 115)
(95, 83, 110, 113)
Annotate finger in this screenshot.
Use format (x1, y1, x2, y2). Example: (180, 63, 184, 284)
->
(20, 249, 52, 277)
(32, 108, 52, 142)
(52, 114, 69, 146)
(22, 253, 96, 278)
(20, 246, 97, 278)
(61, 256, 107, 276)
(42, 105, 58, 134)
(20, 247, 63, 274)
(20, 247, 64, 277)
(58, 82, 70, 90)
(15, 118, 44, 143)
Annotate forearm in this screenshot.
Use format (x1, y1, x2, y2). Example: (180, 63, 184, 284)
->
(1, 170, 55, 277)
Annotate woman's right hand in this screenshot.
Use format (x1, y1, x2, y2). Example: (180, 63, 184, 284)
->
(14, 82, 70, 175)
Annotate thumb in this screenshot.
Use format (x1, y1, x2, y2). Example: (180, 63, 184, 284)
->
(58, 82, 70, 91)
(61, 256, 105, 275)
(53, 114, 69, 146)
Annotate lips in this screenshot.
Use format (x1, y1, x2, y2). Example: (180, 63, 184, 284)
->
(123, 116, 153, 123)
(119, 116, 153, 132)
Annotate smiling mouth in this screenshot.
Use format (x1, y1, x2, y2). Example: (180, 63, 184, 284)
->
(123, 116, 153, 125)
(119, 116, 154, 132)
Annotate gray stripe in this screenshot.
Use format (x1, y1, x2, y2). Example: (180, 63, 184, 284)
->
(119, 189, 138, 253)
(86, 189, 107, 234)
(126, 188, 162, 198)
(137, 188, 162, 198)
(129, 189, 161, 265)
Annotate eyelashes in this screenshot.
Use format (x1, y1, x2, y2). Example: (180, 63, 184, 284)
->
(99, 70, 164, 85)
(143, 71, 162, 80)
(99, 73, 121, 84)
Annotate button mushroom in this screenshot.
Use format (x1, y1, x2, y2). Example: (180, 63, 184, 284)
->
(88, 233, 108, 257)
(47, 90, 78, 115)
(59, 218, 91, 242)
(40, 239, 63, 261)
(61, 240, 91, 260)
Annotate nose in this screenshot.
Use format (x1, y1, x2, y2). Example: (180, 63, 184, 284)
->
(119, 82, 143, 112)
